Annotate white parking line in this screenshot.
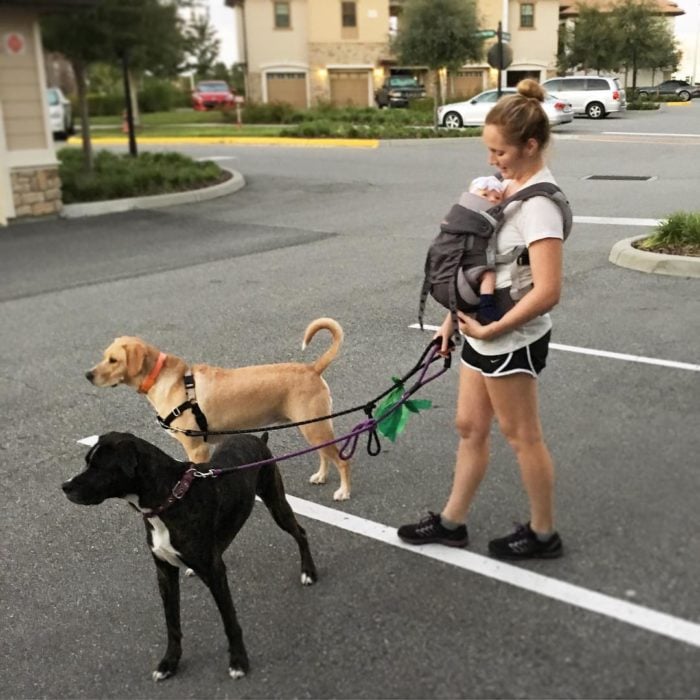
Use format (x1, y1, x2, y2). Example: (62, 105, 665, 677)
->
(409, 324, 700, 372)
(603, 131, 700, 139)
(287, 496, 700, 650)
(573, 215, 660, 227)
(73, 431, 700, 650)
(195, 155, 239, 161)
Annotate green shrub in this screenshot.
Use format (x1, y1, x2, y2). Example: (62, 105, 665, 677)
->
(86, 93, 124, 116)
(626, 101, 661, 110)
(139, 79, 190, 113)
(235, 101, 300, 124)
(58, 148, 225, 203)
(637, 212, 700, 253)
(283, 121, 479, 139)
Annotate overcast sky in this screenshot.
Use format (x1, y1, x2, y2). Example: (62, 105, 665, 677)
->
(205, 0, 699, 81)
(206, 0, 238, 64)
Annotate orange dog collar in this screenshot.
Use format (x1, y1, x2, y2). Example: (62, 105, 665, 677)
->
(138, 352, 167, 394)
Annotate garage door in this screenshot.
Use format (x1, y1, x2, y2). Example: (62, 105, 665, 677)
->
(449, 70, 484, 100)
(329, 70, 369, 107)
(266, 72, 307, 108)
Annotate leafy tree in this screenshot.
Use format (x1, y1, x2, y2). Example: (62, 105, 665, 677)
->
(392, 0, 483, 123)
(569, 6, 619, 74)
(639, 17, 681, 83)
(42, 0, 188, 167)
(229, 63, 247, 96)
(41, 5, 108, 170)
(612, 0, 667, 89)
(183, 10, 222, 81)
(556, 21, 576, 75)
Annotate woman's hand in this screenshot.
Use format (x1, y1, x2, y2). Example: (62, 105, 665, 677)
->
(433, 313, 456, 356)
(457, 313, 499, 340)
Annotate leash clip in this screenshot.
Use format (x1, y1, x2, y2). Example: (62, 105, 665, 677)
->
(172, 467, 197, 499)
(193, 469, 216, 479)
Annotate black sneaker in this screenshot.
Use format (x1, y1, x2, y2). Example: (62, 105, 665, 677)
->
(397, 511, 469, 547)
(488, 522, 563, 560)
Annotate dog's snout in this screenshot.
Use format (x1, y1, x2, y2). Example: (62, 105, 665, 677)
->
(61, 479, 74, 494)
(85, 370, 94, 383)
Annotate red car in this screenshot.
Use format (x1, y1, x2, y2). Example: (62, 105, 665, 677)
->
(192, 80, 235, 110)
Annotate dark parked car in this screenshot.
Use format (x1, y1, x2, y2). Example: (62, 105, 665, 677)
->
(375, 75, 426, 108)
(636, 80, 700, 101)
(192, 80, 236, 110)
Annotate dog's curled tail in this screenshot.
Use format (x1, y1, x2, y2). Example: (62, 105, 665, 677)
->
(302, 317, 344, 375)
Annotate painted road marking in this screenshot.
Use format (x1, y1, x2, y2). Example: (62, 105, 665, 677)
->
(287, 496, 700, 650)
(196, 155, 239, 161)
(73, 432, 700, 650)
(409, 324, 700, 372)
(574, 215, 660, 226)
(603, 131, 700, 138)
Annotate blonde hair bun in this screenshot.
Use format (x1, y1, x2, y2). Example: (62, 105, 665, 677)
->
(517, 78, 545, 102)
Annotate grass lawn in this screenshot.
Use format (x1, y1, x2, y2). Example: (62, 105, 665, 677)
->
(79, 125, 293, 139)
(89, 109, 231, 127)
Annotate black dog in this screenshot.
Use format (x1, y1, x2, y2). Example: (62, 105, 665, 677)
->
(62, 431, 317, 681)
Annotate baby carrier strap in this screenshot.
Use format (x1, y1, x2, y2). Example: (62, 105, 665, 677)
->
(489, 182, 572, 240)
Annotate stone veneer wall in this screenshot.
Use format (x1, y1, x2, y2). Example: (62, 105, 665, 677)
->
(308, 42, 386, 104)
(11, 166, 62, 218)
(247, 72, 264, 104)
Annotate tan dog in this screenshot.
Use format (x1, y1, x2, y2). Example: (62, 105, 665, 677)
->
(85, 318, 352, 500)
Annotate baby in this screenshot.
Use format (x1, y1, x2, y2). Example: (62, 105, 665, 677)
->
(469, 175, 505, 324)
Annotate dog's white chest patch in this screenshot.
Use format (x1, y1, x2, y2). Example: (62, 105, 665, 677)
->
(149, 517, 185, 568)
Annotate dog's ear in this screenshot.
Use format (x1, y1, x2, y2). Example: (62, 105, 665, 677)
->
(261, 431, 269, 445)
(124, 341, 146, 378)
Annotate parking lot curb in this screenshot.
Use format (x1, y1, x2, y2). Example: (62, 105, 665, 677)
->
(609, 235, 700, 278)
(60, 167, 245, 219)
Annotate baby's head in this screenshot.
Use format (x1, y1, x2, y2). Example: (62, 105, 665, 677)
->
(469, 175, 504, 205)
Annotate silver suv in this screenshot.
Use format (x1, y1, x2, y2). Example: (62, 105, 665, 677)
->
(541, 76, 626, 119)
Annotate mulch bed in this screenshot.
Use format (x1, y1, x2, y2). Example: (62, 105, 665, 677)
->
(633, 242, 700, 258)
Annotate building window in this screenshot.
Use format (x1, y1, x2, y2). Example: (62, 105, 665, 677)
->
(520, 3, 534, 28)
(342, 2, 357, 28)
(274, 1, 291, 29)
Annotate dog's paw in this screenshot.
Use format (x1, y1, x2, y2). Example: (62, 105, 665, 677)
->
(152, 669, 173, 682)
(309, 471, 327, 485)
(153, 657, 178, 681)
(229, 667, 247, 680)
(185, 568, 196, 578)
(301, 571, 316, 586)
(333, 486, 350, 501)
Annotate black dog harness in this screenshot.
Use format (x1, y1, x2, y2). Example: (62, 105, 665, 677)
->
(157, 373, 209, 441)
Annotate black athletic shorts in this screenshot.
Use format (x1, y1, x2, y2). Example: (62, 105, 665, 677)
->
(461, 331, 551, 378)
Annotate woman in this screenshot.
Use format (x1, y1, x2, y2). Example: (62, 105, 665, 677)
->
(398, 79, 565, 560)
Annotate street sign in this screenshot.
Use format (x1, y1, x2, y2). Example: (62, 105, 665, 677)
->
(500, 31, 511, 41)
(487, 43, 514, 70)
(474, 29, 497, 39)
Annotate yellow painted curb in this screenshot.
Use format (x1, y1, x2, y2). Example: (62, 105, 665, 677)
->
(666, 101, 692, 107)
(67, 136, 379, 148)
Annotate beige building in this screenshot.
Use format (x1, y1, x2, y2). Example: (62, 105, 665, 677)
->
(225, 0, 565, 107)
(0, 2, 67, 224)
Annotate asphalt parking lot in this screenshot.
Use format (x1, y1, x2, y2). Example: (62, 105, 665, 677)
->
(1, 103, 699, 699)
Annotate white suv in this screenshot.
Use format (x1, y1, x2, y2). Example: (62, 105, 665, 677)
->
(541, 76, 626, 119)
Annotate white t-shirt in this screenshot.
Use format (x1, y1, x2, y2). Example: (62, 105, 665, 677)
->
(467, 165, 565, 356)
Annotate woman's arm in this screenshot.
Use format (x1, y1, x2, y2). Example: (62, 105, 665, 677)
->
(458, 237, 563, 341)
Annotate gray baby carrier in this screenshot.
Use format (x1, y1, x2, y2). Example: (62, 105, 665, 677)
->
(418, 182, 572, 337)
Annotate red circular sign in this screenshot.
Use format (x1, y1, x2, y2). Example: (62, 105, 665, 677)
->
(6, 33, 25, 55)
